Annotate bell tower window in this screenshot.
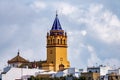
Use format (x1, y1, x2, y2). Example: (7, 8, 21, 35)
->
(48, 40, 50, 44)
(64, 40, 65, 44)
(58, 39, 59, 44)
(51, 39, 52, 44)
(61, 39, 62, 44)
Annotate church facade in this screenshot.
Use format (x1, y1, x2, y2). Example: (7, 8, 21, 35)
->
(8, 13, 70, 72)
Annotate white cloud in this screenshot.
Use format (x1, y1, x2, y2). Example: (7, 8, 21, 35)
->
(21, 49, 34, 61)
(0, 24, 19, 44)
(66, 3, 120, 44)
(81, 30, 87, 36)
(103, 58, 120, 68)
(52, 2, 78, 15)
(68, 30, 87, 36)
(67, 30, 87, 44)
(30, 0, 46, 12)
(88, 4, 103, 15)
(87, 45, 102, 66)
(90, 10, 120, 44)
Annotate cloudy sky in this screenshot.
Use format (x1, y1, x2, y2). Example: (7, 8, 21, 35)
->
(0, 0, 120, 70)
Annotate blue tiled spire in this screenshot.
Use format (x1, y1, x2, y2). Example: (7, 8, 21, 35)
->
(51, 13, 62, 30)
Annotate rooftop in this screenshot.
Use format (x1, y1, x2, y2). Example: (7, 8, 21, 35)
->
(8, 51, 29, 63)
(51, 13, 62, 30)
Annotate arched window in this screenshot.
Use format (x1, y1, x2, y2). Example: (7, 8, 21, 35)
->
(89, 71, 92, 73)
(60, 58, 63, 61)
(58, 39, 59, 44)
(64, 40, 65, 44)
(51, 61, 53, 64)
(61, 39, 62, 44)
(53, 39, 55, 43)
(48, 40, 50, 44)
(51, 39, 52, 44)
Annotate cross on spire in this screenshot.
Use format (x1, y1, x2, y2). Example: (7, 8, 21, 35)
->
(56, 10, 58, 17)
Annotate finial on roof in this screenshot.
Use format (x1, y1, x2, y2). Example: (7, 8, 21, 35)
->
(51, 11, 62, 30)
(17, 49, 20, 56)
(56, 10, 58, 17)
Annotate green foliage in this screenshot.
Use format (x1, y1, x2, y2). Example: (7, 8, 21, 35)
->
(28, 76, 86, 80)
(79, 76, 86, 80)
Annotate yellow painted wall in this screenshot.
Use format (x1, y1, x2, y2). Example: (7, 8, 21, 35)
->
(55, 47, 70, 71)
(46, 34, 70, 71)
(42, 30, 70, 71)
(47, 47, 70, 71)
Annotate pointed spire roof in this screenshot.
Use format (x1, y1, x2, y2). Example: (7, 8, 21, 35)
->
(51, 12, 62, 30)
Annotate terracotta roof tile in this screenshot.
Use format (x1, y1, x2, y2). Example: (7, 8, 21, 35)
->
(8, 51, 29, 63)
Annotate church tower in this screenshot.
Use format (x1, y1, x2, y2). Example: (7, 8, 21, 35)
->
(42, 13, 70, 71)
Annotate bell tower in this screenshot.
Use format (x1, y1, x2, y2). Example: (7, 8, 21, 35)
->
(42, 13, 70, 71)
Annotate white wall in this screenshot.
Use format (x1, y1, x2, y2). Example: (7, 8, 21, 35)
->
(100, 66, 111, 76)
(1, 67, 83, 80)
(118, 68, 120, 75)
(1, 68, 45, 80)
(87, 67, 100, 73)
(55, 68, 80, 78)
(87, 66, 111, 76)
(108, 68, 120, 75)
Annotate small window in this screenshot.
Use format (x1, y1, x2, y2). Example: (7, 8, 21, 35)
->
(51, 61, 53, 63)
(51, 39, 52, 44)
(48, 40, 50, 44)
(89, 71, 92, 73)
(60, 58, 63, 61)
(58, 39, 59, 44)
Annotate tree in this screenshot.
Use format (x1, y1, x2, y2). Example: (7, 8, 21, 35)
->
(79, 76, 86, 80)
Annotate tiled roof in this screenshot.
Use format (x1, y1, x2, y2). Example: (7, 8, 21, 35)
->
(59, 63, 64, 67)
(19, 60, 47, 68)
(51, 13, 62, 30)
(8, 51, 29, 63)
